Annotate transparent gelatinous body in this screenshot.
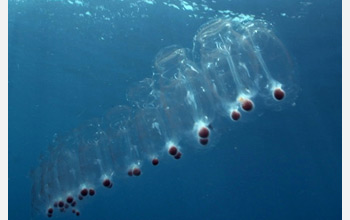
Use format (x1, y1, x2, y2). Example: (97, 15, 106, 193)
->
(31, 17, 299, 218)
(194, 18, 260, 117)
(240, 20, 299, 108)
(153, 45, 216, 145)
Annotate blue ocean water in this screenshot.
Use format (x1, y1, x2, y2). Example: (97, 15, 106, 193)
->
(8, 0, 341, 220)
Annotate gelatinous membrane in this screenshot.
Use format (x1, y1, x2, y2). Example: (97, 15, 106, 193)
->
(129, 108, 167, 160)
(105, 105, 141, 172)
(194, 18, 260, 117)
(153, 45, 216, 145)
(31, 17, 298, 218)
(239, 20, 299, 108)
(76, 120, 114, 186)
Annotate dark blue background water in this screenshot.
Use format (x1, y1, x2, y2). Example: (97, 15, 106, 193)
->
(9, 0, 341, 219)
